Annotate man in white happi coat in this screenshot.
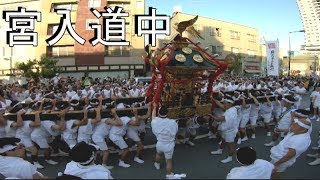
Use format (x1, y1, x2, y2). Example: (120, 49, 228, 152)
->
(0, 137, 47, 179)
(210, 97, 238, 164)
(258, 93, 273, 136)
(63, 141, 113, 179)
(227, 146, 274, 179)
(107, 105, 140, 168)
(269, 115, 311, 178)
(30, 99, 64, 165)
(126, 103, 151, 163)
(265, 96, 297, 147)
(151, 103, 186, 179)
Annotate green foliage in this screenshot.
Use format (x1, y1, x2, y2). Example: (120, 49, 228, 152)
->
(15, 56, 61, 82)
(228, 54, 243, 76)
(38, 56, 62, 79)
(15, 59, 39, 81)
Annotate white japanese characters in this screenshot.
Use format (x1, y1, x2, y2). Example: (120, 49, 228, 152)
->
(3, 7, 41, 47)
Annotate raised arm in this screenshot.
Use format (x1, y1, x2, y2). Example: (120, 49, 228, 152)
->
(212, 98, 225, 111)
(91, 106, 102, 124)
(248, 93, 259, 106)
(139, 103, 151, 120)
(151, 102, 158, 120)
(128, 107, 140, 126)
(106, 108, 123, 126)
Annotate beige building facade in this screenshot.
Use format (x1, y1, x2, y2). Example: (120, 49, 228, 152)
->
(168, 12, 263, 74)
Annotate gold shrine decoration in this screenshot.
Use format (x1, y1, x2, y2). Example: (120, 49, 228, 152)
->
(167, 104, 212, 119)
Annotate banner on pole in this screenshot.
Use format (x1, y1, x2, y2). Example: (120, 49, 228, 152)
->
(266, 40, 279, 76)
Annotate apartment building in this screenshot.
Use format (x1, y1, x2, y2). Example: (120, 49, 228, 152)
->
(297, 0, 320, 55)
(169, 12, 263, 74)
(0, 0, 146, 77)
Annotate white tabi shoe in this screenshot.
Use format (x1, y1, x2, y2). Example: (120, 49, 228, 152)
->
(134, 157, 144, 164)
(264, 141, 275, 147)
(221, 156, 233, 163)
(154, 162, 160, 170)
(45, 159, 58, 165)
(119, 160, 131, 168)
(210, 149, 223, 155)
(309, 158, 320, 166)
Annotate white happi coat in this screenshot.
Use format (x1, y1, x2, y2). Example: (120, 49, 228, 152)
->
(227, 159, 274, 179)
(64, 161, 113, 179)
(151, 117, 178, 153)
(0, 156, 37, 179)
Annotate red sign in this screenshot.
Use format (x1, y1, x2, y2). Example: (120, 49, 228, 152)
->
(268, 43, 276, 49)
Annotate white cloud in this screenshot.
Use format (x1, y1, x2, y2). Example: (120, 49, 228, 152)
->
(173, 5, 182, 13)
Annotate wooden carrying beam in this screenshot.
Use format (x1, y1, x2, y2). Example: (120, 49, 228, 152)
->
(4, 108, 149, 121)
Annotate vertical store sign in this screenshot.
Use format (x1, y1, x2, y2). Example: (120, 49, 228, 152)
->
(265, 40, 279, 76)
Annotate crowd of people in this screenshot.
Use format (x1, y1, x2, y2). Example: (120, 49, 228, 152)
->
(0, 73, 319, 179)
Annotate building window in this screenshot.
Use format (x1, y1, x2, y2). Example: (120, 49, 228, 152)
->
(107, 1, 130, 12)
(47, 45, 74, 57)
(88, 0, 101, 8)
(247, 33, 256, 43)
(105, 46, 130, 56)
(209, 27, 215, 36)
(211, 45, 223, 56)
(231, 47, 239, 54)
(247, 50, 256, 58)
(86, 19, 100, 30)
(47, 23, 75, 35)
(50, 3, 78, 12)
(230, 30, 240, 40)
(136, 0, 144, 9)
(216, 28, 221, 37)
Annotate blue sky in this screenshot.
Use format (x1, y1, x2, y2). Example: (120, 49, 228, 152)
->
(146, 0, 304, 55)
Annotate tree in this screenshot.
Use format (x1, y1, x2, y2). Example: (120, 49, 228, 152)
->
(38, 56, 62, 79)
(225, 53, 243, 76)
(15, 56, 61, 82)
(15, 59, 40, 82)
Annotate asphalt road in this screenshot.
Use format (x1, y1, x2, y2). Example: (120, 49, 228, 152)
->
(36, 93, 320, 179)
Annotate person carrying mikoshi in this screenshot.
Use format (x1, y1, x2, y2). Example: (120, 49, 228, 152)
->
(151, 102, 186, 179)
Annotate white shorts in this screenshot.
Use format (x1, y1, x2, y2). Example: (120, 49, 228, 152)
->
(221, 129, 237, 143)
(32, 137, 50, 149)
(240, 115, 250, 128)
(94, 142, 108, 151)
(249, 116, 258, 126)
(126, 129, 141, 142)
(260, 113, 272, 123)
(92, 135, 108, 151)
(156, 142, 175, 159)
(20, 138, 33, 148)
(314, 102, 320, 108)
(272, 111, 281, 120)
(109, 134, 128, 150)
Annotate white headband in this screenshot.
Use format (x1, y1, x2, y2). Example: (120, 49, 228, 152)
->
(158, 108, 167, 118)
(90, 101, 99, 106)
(224, 99, 234, 104)
(0, 145, 16, 154)
(283, 98, 295, 104)
(70, 102, 79, 106)
(294, 112, 308, 118)
(294, 118, 311, 129)
(79, 152, 95, 165)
